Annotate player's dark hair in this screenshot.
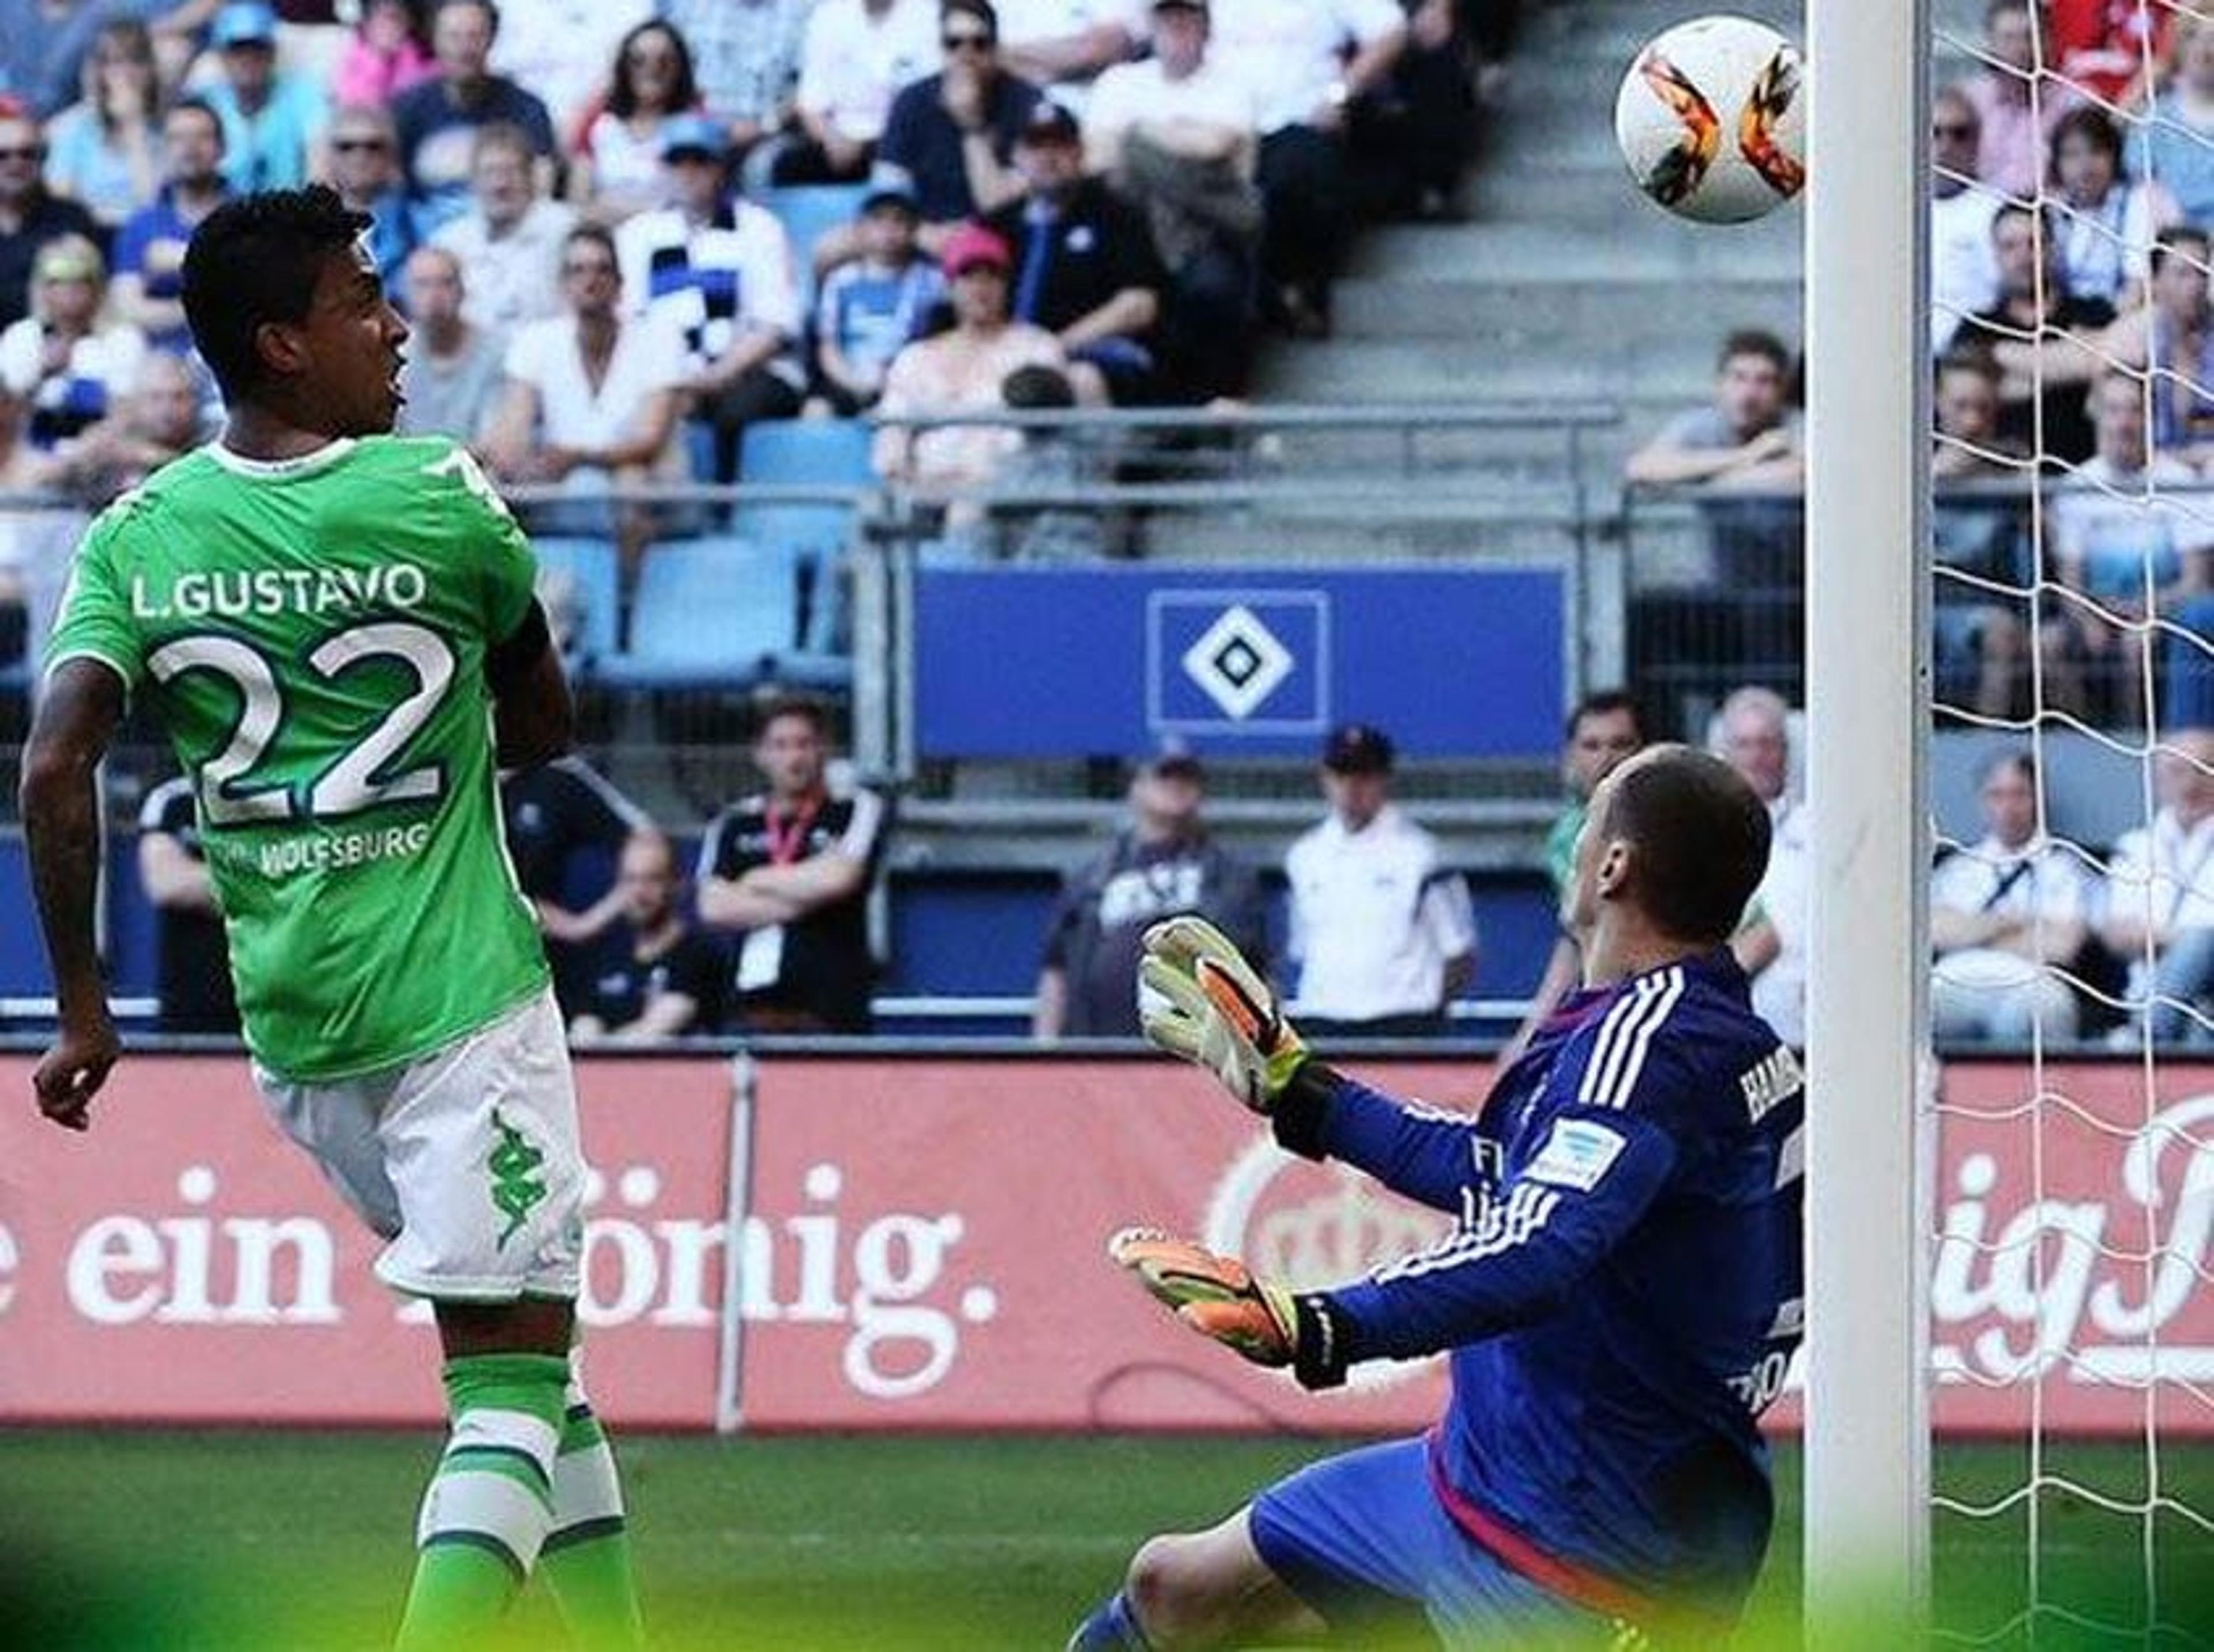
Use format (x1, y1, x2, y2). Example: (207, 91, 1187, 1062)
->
(1603, 746, 1771, 946)
(756, 694, 828, 739)
(1717, 329, 1788, 376)
(182, 185, 371, 401)
(1566, 689, 1644, 744)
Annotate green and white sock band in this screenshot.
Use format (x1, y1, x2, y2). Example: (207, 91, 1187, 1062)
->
(418, 1354, 567, 1578)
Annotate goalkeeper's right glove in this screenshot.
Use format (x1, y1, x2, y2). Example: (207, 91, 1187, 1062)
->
(1138, 915, 1308, 1113)
(1106, 1227, 1350, 1388)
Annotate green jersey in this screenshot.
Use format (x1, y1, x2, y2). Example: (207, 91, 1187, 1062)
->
(48, 435, 551, 1082)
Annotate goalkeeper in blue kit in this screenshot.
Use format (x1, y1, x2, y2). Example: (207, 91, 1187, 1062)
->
(1072, 743, 1805, 1650)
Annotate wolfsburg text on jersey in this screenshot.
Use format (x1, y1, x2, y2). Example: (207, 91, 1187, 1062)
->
(209, 821, 435, 879)
(130, 563, 430, 620)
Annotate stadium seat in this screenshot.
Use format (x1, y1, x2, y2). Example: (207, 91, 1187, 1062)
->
(601, 536, 851, 691)
(739, 418, 875, 487)
(726, 502, 856, 651)
(757, 184, 869, 295)
(529, 536, 622, 669)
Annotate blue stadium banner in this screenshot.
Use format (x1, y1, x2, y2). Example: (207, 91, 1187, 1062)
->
(912, 566, 1566, 759)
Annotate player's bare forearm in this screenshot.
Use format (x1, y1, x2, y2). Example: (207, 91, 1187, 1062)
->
(22, 663, 124, 1019)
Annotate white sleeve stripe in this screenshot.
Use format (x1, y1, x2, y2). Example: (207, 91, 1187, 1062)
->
(1594, 967, 1686, 1112)
(1582, 967, 1686, 1112)
(1372, 1182, 1561, 1282)
(1576, 973, 1662, 1108)
(834, 787, 886, 860)
(1775, 1122, 1805, 1188)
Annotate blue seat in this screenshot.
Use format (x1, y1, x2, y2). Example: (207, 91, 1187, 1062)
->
(757, 184, 869, 291)
(601, 537, 851, 692)
(529, 536, 622, 670)
(740, 418, 875, 487)
(728, 502, 858, 653)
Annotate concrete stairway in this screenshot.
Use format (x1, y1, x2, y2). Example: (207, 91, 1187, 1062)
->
(1255, 0, 1808, 493)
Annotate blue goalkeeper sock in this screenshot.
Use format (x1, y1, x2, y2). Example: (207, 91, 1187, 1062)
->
(1067, 1590, 1153, 1651)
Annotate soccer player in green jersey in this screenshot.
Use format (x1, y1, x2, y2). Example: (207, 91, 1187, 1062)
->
(19, 187, 643, 1651)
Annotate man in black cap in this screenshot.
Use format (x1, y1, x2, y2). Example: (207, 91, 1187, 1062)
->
(1035, 746, 1267, 1039)
(984, 99, 1167, 404)
(1284, 721, 1478, 1037)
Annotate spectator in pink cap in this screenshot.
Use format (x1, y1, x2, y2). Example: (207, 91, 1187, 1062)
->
(872, 219, 1095, 490)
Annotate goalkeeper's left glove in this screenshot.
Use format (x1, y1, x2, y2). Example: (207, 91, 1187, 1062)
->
(1107, 1227, 1350, 1390)
(1138, 915, 1309, 1113)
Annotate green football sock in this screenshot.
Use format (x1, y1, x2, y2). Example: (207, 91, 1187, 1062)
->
(394, 1352, 569, 1652)
(538, 1360, 645, 1651)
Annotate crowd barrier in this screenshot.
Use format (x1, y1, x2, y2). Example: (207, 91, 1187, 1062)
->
(1, 1052, 2206, 1437)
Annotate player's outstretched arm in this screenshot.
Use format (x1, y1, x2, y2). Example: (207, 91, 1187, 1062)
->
(487, 599, 574, 771)
(20, 660, 127, 1130)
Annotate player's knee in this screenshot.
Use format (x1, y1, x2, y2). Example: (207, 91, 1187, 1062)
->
(1124, 1533, 1217, 1649)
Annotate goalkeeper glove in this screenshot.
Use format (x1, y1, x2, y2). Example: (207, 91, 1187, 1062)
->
(1106, 1227, 1349, 1388)
(1138, 915, 1308, 1113)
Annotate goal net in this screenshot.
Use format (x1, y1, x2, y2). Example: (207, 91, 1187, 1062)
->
(1900, 0, 2214, 1642)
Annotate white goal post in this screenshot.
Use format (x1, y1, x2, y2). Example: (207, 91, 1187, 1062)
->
(1804, 0, 1936, 1643)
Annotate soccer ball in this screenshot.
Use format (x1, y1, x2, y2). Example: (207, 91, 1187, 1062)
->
(1614, 15, 1806, 224)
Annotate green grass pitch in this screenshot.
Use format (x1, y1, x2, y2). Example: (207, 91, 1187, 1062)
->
(2, 1431, 2209, 1649)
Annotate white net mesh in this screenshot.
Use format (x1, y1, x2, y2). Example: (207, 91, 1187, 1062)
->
(1927, 0, 2214, 1642)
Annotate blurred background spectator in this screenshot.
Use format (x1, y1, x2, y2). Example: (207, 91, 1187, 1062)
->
(698, 697, 889, 1034)
(202, 1, 329, 194)
(0, 108, 102, 331)
(323, 101, 414, 286)
(17, 346, 203, 502)
(656, 0, 810, 192)
(567, 829, 727, 1044)
(2048, 105, 2177, 311)
(1034, 743, 1265, 1041)
(811, 183, 942, 413)
(1961, 202, 2110, 468)
(995, 0, 1139, 107)
(394, 243, 504, 441)
(1086, 0, 1262, 402)
(391, 0, 555, 239)
(785, 0, 936, 188)
(1714, 685, 1809, 1048)
(1931, 86, 2000, 353)
(1285, 721, 1477, 1038)
(568, 18, 702, 221)
(110, 96, 229, 353)
(1208, 0, 1407, 338)
(873, 1, 1041, 252)
(333, 0, 438, 111)
(42, 19, 163, 235)
(1961, 0, 2077, 199)
(614, 114, 804, 482)
(984, 99, 1164, 405)
(872, 221, 1073, 491)
(428, 120, 574, 331)
(2041, 370, 2212, 728)
(2102, 728, 2214, 1047)
(1503, 689, 1646, 1062)
(485, 0, 651, 144)
(1931, 748, 2093, 1044)
(1931, 349, 2031, 720)
(0, 234, 145, 460)
(484, 222, 686, 536)
(2137, 9, 2214, 229)
(1624, 328, 1802, 491)
(2103, 228, 2214, 469)
(136, 773, 242, 1037)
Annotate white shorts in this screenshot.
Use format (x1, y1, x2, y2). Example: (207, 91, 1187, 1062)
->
(253, 989, 585, 1302)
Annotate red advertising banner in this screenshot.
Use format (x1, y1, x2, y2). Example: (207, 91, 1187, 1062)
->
(736, 1057, 1478, 1433)
(0, 1054, 732, 1428)
(2, 1052, 2208, 1437)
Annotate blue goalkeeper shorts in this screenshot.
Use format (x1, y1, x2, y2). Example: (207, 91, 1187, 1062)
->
(1248, 1437, 1618, 1650)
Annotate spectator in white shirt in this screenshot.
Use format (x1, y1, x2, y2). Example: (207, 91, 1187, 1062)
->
(2102, 727, 2214, 1047)
(395, 244, 506, 443)
(995, 0, 1142, 104)
(1715, 685, 1809, 1047)
(484, 223, 686, 541)
(1285, 721, 1478, 1037)
(1931, 86, 2001, 353)
(784, 0, 940, 185)
(1931, 748, 2092, 1043)
(429, 121, 577, 332)
(615, 114, 806, 480)
(1206, 0, 1406, 337)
